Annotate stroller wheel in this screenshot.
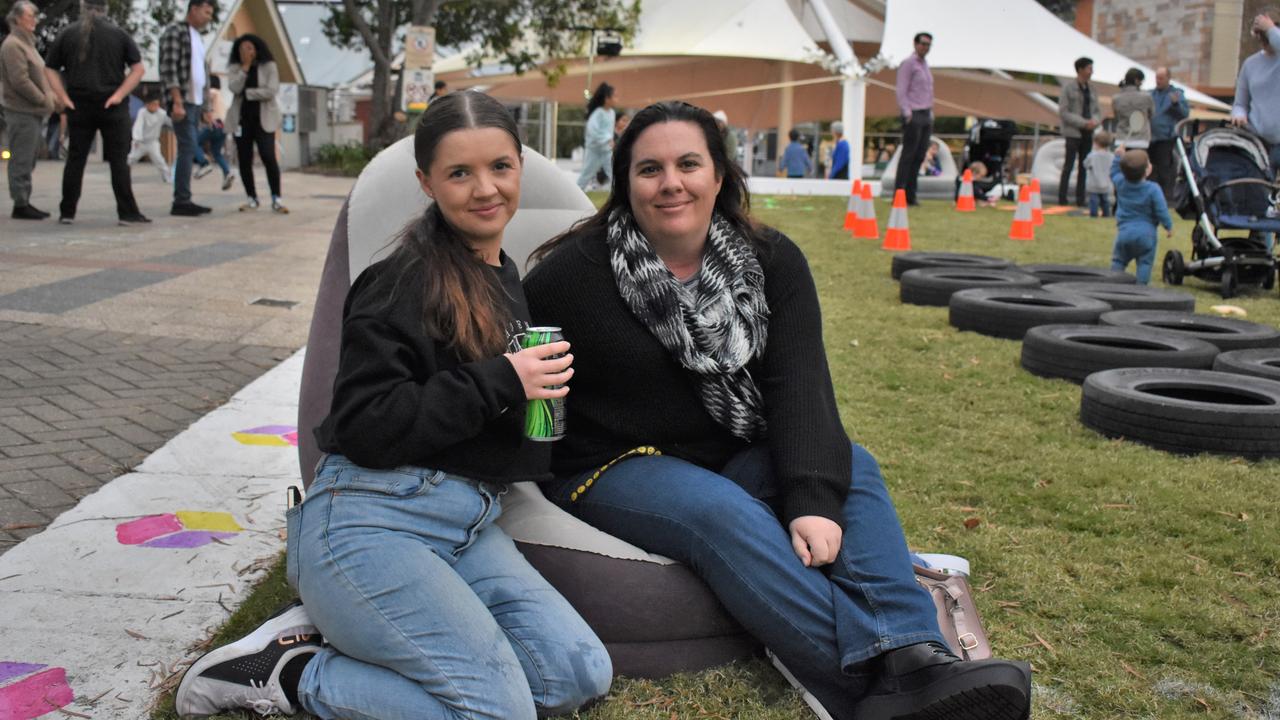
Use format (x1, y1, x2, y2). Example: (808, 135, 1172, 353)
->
(1162, 250, 1185, 286)
(1264, 264, 1277, 291)
(1220, 248, 1238, 299)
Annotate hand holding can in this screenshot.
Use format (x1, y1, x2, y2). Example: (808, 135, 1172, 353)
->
(508, 327, 570, 441)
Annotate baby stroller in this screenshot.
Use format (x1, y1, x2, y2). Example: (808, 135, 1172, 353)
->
(1163, 119, 1280, 298)
(955, 119, 1017, 201)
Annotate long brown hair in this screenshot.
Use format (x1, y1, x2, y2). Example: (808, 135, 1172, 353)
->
(388, 91, 522, 361)
(530, 101, 769, 264)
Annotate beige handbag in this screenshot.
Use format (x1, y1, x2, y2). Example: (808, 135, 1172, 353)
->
(914, 565, 992, 661)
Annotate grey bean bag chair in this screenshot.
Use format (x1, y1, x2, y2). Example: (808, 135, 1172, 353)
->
(879, 135, 958, 199)
(296, 137, 756, 678)
(1029, 138, 1081, 203)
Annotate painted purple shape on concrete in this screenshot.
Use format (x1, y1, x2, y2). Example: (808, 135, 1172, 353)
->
(116, 514, 183, 545)
(140, 530, 238, 549)
(242, 425, 297, 435)
(0, 663, 44, 685)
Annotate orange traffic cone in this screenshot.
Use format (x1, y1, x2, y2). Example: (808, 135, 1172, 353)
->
(882, 189, 912, 251)
(843, 179, 862, 231)
(1029, 178, 1045, 226)
(853, 184, 879, 239)
(956, 169, 976, 212)
(1009, 184, 1035, 241)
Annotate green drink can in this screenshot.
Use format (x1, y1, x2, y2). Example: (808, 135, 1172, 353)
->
(520, 326, 567, 441)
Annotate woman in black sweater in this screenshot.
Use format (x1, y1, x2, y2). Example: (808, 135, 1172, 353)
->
(524, 101, 1031, 720)
(176, 92, 610, 720)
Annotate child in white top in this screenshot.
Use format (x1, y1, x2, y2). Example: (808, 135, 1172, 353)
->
(1084, 131, 1115, 217)
(127, 96, 172, 183)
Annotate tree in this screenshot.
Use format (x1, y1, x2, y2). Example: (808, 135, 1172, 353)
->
(0, 0, 212, 53)
(325, 0, 640, 149)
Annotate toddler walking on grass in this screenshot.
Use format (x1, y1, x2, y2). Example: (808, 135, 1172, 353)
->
(1111, 148, 1173, 284)
(1085, 131, 1114, 218)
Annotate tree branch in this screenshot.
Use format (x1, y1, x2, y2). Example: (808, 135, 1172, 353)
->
(340, 0, 391, 68)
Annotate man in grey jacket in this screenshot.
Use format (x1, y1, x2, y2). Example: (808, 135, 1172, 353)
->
(1231, 9, 1280, 174)
(1, 0, 56, 219)
(1058, 56, 1101, 207)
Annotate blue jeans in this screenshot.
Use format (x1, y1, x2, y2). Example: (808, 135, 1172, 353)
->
(291, 455, 611, 720)
(545, 443, 944, 716)
(195, 126, 229, 176)
(1112, 224, 1158, 284)
(1088, 192, 1111, 218)
(171, 103, 201, 203)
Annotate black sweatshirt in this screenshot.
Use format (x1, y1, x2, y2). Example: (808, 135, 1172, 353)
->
(524, 230, 852, 528)
(314, 253, 551, 483)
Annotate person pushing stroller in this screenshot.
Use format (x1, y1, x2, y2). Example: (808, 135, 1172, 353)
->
(1111, 148, 1173, 284)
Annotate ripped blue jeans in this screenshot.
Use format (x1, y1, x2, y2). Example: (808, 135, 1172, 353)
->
(291, 454, 611, 719)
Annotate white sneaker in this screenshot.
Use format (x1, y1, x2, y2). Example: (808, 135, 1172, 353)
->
(223, 170, 237, 191)
(194, 165, 214, 179)
(240, 198, 260, 211)
(767, 649, 835, 720)
(175, 601, 321, 717)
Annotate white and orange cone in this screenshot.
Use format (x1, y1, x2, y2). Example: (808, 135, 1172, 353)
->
(854, 184, 879, 239)
(1029, 178, 1045, 226)
(882, 189, 912, 251)
(843, 179, 862, 231)
(956, 169, 976, 212)
(1009, 184, 1035, 241)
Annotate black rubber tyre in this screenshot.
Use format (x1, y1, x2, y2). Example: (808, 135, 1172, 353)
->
(1162, 249, 1185, 285)
(1043, 282, 1196, 311)
(1212, 348, 1280, 381)
(890, 252, 1013, 280)
(899, 268, 1041, 307)
(1080, 368, 1280, 458)
(1099, 310, 1280, 351)
(949, 289, 1112, 340)
(1021, 324, 1219, 383)
(1018, 264, 1137, 285)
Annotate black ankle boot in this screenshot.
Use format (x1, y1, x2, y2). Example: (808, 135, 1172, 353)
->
(12, 205, 45, 220)
(852, 642, 1031, 720)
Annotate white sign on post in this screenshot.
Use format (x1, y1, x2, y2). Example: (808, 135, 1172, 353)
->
(402, 26, 436, 111)
(278, 83, 299, 115)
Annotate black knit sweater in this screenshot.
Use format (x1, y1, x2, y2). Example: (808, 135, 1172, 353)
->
(524, 230, 851, 527)
(314, 253, 551, 483)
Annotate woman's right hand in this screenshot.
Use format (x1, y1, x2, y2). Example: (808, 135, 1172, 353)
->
(505, 341, 573, 400)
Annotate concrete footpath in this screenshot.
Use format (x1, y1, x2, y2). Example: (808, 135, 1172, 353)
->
(0, 160, 352, 718)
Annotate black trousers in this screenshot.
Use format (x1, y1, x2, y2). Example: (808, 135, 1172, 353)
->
(235, 129, 281, 201)
(60, 98, 140, 219)
(1059, 133, 1092, 206)
(894, 110, 932, 204)
(1149, 139, 1178, 202)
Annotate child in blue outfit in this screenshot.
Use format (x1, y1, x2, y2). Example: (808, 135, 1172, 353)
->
(1110, 148, 1173, 284)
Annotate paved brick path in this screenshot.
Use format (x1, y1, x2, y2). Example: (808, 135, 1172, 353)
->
(0, 161, 354, 553)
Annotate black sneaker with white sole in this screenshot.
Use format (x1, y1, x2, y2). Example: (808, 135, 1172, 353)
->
(176, 600, 322, 717)
(852, 642, 1031, 720)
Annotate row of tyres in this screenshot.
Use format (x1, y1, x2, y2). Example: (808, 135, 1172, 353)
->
(893, 251, 1280, 459)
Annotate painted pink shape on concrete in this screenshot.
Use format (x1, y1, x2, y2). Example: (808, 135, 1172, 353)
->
(242, 425, 297, 435)
(115, 514, 183, 545)
(282, 430, 299, 446)
(141, 531, 239, 549)
(0, 664, 75, 720)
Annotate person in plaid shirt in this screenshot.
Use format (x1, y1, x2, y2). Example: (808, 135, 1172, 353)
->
(158, 0, 214, 216)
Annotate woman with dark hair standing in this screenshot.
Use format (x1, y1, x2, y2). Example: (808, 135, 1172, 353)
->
(525, 101, 1032, 720)
(1112, 67, 1154, 150)
(175, 91, 611, 719)
(575, 81, 617, 190)
(226, 33, 286, 212)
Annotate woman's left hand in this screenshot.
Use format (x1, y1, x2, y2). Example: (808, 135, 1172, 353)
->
(788, 516, 842, 567)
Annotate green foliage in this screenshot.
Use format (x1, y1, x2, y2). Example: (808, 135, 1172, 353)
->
(1, 0, 219, 53)
(152, 197, 1280, 720)
(310, 142, 375, 176)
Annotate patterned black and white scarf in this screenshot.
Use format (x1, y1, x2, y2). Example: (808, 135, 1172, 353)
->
(606, 209, 769, 440)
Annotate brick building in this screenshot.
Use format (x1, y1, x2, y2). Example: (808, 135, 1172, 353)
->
(1074, 0, 1272, 99)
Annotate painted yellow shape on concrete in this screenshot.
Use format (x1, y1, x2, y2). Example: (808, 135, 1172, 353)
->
(176, 511, 244, 533)
(231, 432, 293, 447)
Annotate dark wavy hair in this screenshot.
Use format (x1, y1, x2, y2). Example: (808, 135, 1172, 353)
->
(531, 101, 769, 264)
(1121, 67, 1144, 89)
(386, 91, 522, 361)
(229, 33, 273, 67)
(586, 82, 615, 117)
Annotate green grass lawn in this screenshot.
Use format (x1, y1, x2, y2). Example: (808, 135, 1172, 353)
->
(153, 196, 1280, 719)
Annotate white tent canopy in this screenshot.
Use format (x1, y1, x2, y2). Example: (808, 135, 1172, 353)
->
(878, 0, 1228, 110)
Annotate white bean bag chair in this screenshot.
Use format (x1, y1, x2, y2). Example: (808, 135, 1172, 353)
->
(879, 135, 958, 199)
(296, 136, 756, 678)
(1029, 138, 1082, 202)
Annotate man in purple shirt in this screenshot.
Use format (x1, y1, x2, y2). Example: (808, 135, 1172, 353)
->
(895, 32, 934, 206)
